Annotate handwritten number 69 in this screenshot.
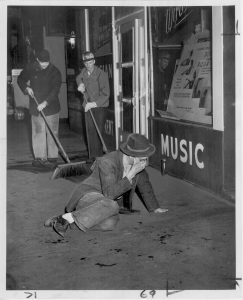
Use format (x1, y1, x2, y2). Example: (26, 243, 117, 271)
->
(140, 290, 156, 298)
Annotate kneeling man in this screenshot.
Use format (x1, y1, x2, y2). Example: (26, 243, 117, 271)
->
(45, 133, 168, 237)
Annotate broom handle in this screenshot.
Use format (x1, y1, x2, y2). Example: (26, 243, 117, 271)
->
(32, 95, 70, 163)
(83, 93, 108, 154)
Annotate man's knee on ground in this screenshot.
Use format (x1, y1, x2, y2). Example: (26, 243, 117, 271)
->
(94, 215, 119, 231)
(101, 199, 119, 214)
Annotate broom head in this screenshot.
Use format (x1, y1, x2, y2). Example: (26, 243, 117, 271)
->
(51, 161, 92, 180)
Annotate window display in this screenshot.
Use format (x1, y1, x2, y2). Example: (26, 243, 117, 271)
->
(153, 47, 181, 114)
(151, 6, 212, 125)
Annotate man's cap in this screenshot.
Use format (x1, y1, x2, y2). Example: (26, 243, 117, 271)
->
(82, 52, 95, 63)
(36, 49, 50, 62)
(120, 133, 156, 158)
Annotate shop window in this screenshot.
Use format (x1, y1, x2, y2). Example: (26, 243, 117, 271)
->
(151, 6, 212, 126)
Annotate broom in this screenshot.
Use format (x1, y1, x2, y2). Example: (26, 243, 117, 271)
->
(51, 93, 108, 179)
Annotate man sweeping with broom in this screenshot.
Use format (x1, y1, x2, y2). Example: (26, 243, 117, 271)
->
(77, 51, 110, 159)
(51, 51, 110, 179)
(44, 133, 168, 237)
(17, 49, 62, 169)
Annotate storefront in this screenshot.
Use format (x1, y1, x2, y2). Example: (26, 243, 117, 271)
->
(7, 5, 237, 199)
(147, 6, 236, 198)
(111, 5, 236, 199)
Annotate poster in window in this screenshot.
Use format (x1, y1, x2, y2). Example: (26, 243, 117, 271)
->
(167, 31, 212, 124)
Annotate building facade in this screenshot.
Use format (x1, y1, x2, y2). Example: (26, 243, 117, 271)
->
(7, 5, 238, 200)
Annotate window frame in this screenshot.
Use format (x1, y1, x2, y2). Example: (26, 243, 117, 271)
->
(149, 6, 225, 131)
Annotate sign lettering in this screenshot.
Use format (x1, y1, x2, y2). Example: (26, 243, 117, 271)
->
(161, 134, 204, 169)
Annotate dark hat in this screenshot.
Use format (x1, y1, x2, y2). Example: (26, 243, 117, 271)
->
(120, 133, 156, 157)
(36, 49, 50, 62)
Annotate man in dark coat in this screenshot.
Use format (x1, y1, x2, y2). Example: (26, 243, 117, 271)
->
(17, 49, 62, 168)
(45, 133, 168, 237)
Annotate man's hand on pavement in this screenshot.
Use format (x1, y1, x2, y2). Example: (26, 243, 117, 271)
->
(154, 208, 168, 213)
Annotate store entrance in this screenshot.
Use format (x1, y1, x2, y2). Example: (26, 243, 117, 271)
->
(115, 15, 147, 143)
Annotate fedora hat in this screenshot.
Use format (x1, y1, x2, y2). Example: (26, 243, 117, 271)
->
(120, 133, 156, 157)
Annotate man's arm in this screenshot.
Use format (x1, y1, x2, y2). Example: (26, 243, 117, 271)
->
(17, 65, 31, 94)
(76, 71, 90, 104)
(136, 170, 161, 212)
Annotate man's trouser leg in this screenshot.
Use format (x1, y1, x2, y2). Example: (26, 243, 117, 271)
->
(85, 108, 104, 159)
(71, 192, 119, 232)
(31, 114, 47, 159)
(45, 113, 59, 159)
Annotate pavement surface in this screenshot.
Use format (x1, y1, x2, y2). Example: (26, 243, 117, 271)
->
(5, 113, 239, 297)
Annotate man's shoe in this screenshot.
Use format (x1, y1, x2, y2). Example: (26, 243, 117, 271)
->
(32, 158, 48, 168)
(44, 215, 58, 227)
(47, 158, 58, 168)
(44, 215, 69, 237)
(53, 215, 69, 237)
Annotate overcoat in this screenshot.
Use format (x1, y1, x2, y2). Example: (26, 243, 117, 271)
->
(76, 65, 110, 108)
(65, 151, 160, 213)
(17, 62, 62, 116)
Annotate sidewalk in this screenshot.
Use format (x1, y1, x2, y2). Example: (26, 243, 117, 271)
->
(6, 115, 237, 293)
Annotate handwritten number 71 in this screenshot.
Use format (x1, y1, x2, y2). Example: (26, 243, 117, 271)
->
(24, 292, 37, 298)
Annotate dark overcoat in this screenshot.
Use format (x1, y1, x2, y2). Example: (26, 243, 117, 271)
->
(17, 62, 62, 116)
(65, 151, 160, 213)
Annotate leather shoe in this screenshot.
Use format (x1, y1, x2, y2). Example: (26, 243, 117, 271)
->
(53, 215, 69, 237)
(44, 215, 58, 227)
(44, 215, 69, 237)
(32, 158, 48, 168)
(47, 158, 58, 168)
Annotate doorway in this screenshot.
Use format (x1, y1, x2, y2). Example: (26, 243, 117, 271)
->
(113, 10, 149, 146)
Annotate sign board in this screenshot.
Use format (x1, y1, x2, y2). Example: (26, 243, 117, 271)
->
(150, 117, 223, 193)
